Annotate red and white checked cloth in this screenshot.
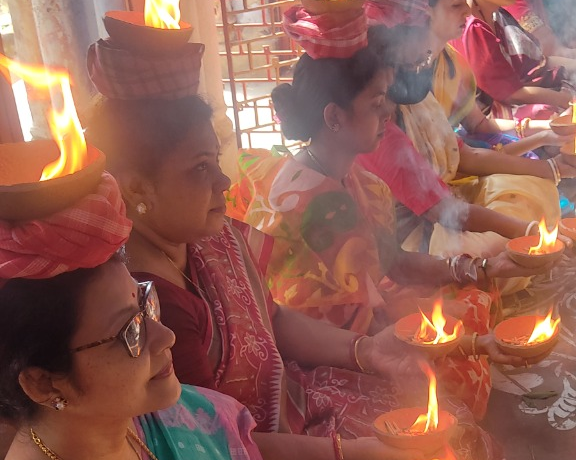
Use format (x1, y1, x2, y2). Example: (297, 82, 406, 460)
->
(0, 172, 132, 279)
(283, 5, 368, 59)
(364, 0, 430, 27)
(88, 39, 204, 100)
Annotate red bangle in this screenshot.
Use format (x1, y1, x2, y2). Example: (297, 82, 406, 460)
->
(331, 433, 344, 460)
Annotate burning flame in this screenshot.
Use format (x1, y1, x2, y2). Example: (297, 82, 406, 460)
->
(528, 218, 558, 255)
(527, 310, 560, 344)
(415, 301, 463, 345)
(410, 361, 438, 433)
(0, 53, 87, 180)
(145, 0, 181, 29)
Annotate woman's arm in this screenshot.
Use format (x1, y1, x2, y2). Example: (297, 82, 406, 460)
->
(252, 432, 424, 460)
(457, 142, 576, 178)
(424, 196, 528, 239)
(504, 86, 571, 110)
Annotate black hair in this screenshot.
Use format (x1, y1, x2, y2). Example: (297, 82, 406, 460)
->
(428, 0, 439, 7)
(0, 255, 122, 423)
(85, 96, 213, 179)
(271, 36, 388, 142)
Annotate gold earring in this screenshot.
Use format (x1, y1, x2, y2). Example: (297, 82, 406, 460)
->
(51, 396, 68, 411)
(136, 203, 148, 215)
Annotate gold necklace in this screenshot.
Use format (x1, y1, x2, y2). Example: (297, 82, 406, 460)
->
(162, 250, 209, 302)
(305, 146, 331, 177)
(30, 427, 159, 460)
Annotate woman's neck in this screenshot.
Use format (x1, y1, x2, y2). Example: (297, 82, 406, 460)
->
(14, 417, 137, 460)
(471, 0, 498, 27)
(301, 138, 356, 182)
(429, 32, 447, 60)
(126, 221, 188, 273)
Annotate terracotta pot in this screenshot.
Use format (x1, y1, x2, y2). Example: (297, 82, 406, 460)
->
(494, 315, 559, 359)
(373, 408, 457, 455)
(104, 10, 193, 55)
(0, 141, 105, 221)
(550, 115, 576, 137)
(506, 235, 564, 268)
(300, 0, 365, 15)
(394, 312, 463, 359)
(560, 217, 576, 241)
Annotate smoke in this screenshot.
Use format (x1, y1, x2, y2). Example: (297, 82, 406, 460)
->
(542, 0, 576, 48)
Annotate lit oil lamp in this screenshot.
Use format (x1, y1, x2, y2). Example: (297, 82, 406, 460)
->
(103, 0, 193, 55)
(494, 310, 560, 358)
(394, 300, 464, 358)
(506, 217, 564, 268)
(373, 362, 457, 455)
(0, 54, 104, 221)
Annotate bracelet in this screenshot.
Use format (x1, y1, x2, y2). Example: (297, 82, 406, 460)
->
(449, 254, 478, 284)
(471, 332, 480, 361)
(514, 118, 523, 138)
(480, 258, 489, 280)
(331, 433, 344, 460)
(546, 157, 561, 186)
(520, 117, 531, 138)
(525, 220, 539, 236)
(351, 335, 372, 374)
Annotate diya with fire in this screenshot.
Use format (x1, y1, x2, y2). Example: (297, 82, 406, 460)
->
(0, 55, 104, 221)
(373, 363, 457, 455)
(103, 0, 192, 55)
(394, 301, 464, 359)
(506, 218, 564, 268)
(494, 310, 560, 358)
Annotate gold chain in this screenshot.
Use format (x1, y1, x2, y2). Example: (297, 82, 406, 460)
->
(30, 427, 160, 460)
(162, 250, 195, 285)
(127, 427, 160, 460)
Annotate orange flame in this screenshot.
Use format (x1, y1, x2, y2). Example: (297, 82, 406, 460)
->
(0, 53, 87, 180)
(528, 217, 558, 255)
(527, 310, 560, 344)
(144, 0, 181, 29)
(410, 361, 438, 433)
(415, 300, 463, 345)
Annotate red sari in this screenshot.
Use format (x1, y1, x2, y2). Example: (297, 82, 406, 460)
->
(134, 218, 500, 459)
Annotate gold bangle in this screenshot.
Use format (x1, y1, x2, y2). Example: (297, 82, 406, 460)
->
(353, 335, 373, 374)
(331, 433, 344, 460)
(471, 332, 480, 361)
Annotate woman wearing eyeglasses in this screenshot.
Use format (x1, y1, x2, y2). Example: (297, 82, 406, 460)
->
(0, 174, 263, 460)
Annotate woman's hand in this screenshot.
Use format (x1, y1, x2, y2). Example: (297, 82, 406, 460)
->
(344, 437, 425, 460)
(358, 327, 428, 382)
(477, 333, 552, 367)
(539, 130, 576, 147)
(485, 251, 556, 279)
(555, 154, 576, 178)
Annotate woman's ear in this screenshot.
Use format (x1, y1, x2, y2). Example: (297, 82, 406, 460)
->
(117, 171, 155, 216)
(323, 103, 344, 133)
(18, 368, 63, 409)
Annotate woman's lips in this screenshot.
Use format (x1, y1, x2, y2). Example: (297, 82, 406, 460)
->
(152, 362, 174, 380)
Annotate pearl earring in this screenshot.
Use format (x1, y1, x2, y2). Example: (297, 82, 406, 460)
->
(136, 203, 148, 215)
(51, 397, 68, 411)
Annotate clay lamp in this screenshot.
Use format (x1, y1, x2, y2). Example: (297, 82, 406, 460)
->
(506, 218, 564, 268)
(373, 362, 457, 456)
(104, 0, 193, 55)
(494, 310, 560, 359)
(0, 54, 104, 221)
(394, 300, 464, 359)
(559, 217, 576, 241)
(301, 0, 365, 16)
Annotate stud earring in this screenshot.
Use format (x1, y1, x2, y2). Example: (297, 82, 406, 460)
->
(136, 203, 148, 215)
(51, 397, 68, 411)
(331, 123, 340, 132)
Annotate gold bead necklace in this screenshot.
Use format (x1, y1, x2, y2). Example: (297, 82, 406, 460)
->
(30, 427, 160, 460)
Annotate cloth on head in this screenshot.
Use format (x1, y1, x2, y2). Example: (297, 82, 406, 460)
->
(283, 5, 368, 59)
(0, 172, 132, 279)
(87, 39, 204, 100)
(364, 0, 430, 27)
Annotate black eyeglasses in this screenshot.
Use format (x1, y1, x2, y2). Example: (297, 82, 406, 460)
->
(71, 281, 160, 358)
